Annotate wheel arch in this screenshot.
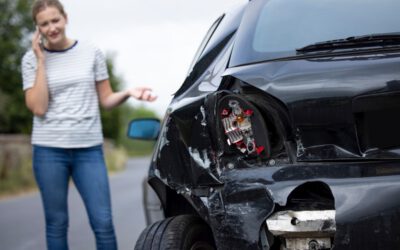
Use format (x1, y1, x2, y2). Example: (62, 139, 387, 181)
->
(147, 176, 200, 220)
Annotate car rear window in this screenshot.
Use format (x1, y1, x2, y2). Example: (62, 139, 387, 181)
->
(230, 0, 400, 66)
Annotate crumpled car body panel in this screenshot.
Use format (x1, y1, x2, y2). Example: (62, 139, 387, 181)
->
(143, 1, 400, 249)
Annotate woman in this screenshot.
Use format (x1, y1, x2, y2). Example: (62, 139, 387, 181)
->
(21, 1, 157, 249)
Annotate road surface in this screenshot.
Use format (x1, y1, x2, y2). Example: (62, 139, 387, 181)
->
(0, 157, 150, 250)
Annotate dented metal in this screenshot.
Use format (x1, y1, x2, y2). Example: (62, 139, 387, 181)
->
(137, 0, 400, 249)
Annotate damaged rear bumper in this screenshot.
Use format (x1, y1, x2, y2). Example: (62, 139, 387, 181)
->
(200, 161, 400, 250)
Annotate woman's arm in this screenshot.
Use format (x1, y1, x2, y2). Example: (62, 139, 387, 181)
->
(25, 30, 49, 117)
(96, 79, 157, 110)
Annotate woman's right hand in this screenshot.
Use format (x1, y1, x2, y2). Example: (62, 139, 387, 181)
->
(25, 29, 49, 117)
(32, 29, 45, 62)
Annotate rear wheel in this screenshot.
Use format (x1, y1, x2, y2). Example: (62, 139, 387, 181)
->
(135, 215, 216, 250)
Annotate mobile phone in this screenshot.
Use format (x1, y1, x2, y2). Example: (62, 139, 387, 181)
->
(39, 35, 45, 49)
(36, 26, 45, 50)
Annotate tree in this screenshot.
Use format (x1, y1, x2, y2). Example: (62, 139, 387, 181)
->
(0, 0, 35, 133)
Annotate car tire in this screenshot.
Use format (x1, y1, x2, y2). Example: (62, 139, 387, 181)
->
(134, 215, 216, 250)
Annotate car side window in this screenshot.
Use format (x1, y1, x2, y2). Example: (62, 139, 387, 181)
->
(186, 15, 225, 75)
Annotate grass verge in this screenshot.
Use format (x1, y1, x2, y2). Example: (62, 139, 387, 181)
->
(0, 144, 135, 199)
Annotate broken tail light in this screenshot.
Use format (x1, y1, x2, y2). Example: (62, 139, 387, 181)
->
(219, 95, 270, 157)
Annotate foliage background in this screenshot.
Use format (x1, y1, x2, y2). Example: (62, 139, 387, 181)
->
(0, 0, 34, 134)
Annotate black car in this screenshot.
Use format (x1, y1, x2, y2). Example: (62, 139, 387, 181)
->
(130, 0, 400, 249)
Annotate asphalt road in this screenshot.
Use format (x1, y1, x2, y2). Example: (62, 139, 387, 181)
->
(0, 157, 150, 250)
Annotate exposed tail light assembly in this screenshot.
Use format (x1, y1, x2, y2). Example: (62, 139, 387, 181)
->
(218, 95, 271, 158)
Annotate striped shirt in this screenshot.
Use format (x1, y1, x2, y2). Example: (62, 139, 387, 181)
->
(21, 40, 109, 148)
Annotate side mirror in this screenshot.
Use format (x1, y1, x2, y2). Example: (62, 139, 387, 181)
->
(127, 118, 160, 140)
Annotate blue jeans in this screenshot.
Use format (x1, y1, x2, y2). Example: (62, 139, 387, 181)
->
(33, 145, 117, 250)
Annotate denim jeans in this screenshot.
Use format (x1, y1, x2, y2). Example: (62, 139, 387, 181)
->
(33, 145, 117, 250)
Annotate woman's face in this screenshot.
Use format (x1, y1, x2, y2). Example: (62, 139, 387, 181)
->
(35, 6, 68, 48)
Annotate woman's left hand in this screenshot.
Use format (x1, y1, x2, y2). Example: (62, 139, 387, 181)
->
(127, 87, 158, 102)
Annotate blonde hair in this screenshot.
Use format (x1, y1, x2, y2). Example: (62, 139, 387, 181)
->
(32, 0, 66, 23)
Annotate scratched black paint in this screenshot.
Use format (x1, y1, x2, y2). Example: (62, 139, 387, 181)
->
(139, 0, 400, 249)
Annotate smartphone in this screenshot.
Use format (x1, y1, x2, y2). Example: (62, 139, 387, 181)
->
(39, 35, 46, 50)
(36, 26, 46, 50)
